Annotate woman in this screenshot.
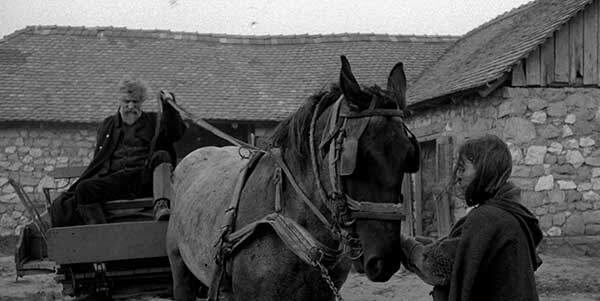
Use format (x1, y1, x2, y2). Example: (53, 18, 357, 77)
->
(400, 134, 543, 301)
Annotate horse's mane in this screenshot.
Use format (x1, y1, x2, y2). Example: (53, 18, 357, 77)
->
(270, 84, 404, 159)
(270, 85, 340, 159)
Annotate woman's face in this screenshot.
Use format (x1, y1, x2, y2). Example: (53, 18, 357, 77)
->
(455, 157, 477, 198)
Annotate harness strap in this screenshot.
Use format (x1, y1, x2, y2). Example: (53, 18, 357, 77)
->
(346, 196, 406, 221)
(274, 167, 283, 213)
(340, 109, 406, 119)
(272, 149, 332, 229)
(225, 213, 342, 266)
(209, 152, 264, 300)
(209, 150, 341, 300)
(310, 96, 341, 217)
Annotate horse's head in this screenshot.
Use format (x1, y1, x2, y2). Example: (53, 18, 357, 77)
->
(318, 56, 420, 281)
(271, 56, 420, 283)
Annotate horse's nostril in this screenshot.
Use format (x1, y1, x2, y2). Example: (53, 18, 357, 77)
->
(365, 256, 400, 282)
(365, 257, 386, 281)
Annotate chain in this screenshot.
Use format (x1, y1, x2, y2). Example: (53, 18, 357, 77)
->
(315, 260, 343, 301)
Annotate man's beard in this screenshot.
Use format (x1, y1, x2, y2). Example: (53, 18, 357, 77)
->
(120, 108, 142, 125)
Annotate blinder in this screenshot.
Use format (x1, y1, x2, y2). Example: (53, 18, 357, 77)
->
(319, 95, 417, 223)
(308, 93, 419, 261)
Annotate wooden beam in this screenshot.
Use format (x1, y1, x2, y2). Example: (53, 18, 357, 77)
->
(412, 172, 423, 236)
(540, 36, 556, 86)
(479, 72, 510, 97)
(526, 47, 542, 85)
(571, 10, 585, 85)
(597, 0, 600, 86)
(435, 136, 453, 237)
(511, 61, 527, 86)
(556, 25, 571, 83)
(401, 176, 414, 236)
(48, 221, 168, 264)
(584, 0, 599, 85)
(103, 197, 154, 210)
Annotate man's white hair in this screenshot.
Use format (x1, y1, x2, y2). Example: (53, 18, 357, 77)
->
(118, 76, 149, 101)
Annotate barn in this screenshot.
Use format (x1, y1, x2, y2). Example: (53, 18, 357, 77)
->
(404, 0, 600, 254)
(0, 26, 454, 236)
(0, 0, 599, 254)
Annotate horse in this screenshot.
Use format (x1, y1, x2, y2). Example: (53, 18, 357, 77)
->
(166, 56, 421, 301)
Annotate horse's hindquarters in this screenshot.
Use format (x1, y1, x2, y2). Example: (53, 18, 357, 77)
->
(168, 146, 248, 286)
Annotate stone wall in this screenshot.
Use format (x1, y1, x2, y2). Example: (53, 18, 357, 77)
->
(0, 123, 96, 236)
(3, 88, 600, 239)
(405, 87, 600, 238)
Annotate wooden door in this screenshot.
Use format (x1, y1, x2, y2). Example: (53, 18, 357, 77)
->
(403, 136, 454, 238)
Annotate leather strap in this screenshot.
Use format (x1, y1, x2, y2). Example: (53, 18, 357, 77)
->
(340, 109, 405, 119)
(272, 149, 332, 229)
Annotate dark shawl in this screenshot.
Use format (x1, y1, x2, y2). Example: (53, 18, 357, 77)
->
(48, 100, 186, 226)
(439, 182, 543, 301)
(405, 135, 543, 301)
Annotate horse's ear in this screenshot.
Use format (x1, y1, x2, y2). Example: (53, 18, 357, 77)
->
(387, 62, 407, 105)
(340, 56, 369, 111)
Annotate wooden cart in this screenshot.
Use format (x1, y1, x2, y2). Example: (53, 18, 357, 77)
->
(12, 166, 172, 299)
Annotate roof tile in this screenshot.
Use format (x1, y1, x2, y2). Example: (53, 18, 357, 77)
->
(0, 26, 455, 123)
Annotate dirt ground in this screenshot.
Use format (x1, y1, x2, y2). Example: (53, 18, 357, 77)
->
(0, 254, 599, 301)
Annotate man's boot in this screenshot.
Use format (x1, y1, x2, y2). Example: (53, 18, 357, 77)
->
(78, 203, 106, 224)
(153, 162, 174, 221)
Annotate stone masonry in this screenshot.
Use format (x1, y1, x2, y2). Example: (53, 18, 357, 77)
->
(405, 87, 600, 238)
(2, 87, 600, 239)
(0, 123, 96, 236)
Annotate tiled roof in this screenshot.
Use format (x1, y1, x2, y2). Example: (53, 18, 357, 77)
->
(408, 0, 593, 105)
(0, 26, 456, 123)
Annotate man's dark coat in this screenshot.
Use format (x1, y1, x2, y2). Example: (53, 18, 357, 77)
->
(49, 101, 186, 226)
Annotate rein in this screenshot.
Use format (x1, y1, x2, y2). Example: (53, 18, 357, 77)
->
(164, 96, 266, 155)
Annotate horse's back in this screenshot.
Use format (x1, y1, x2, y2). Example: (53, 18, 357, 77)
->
(168, 146, 248, 285)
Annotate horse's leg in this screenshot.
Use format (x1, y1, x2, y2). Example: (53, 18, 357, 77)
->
(167, 238, 199, 301)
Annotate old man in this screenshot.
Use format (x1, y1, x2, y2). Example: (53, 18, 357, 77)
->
(49, 76, 186, 225)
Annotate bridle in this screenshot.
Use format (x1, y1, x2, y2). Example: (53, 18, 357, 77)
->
(307, 93, 419, 259)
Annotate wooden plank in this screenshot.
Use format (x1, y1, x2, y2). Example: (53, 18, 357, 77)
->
(598, 0, 600, 86)
(435, 136, 453, 237)
(597, 0, 600, 86)
(556, 25, 571, 83)
(401, 175, 414, 236)
(511, 61, 527, 86)
(104, 197, 154, 210)
(584, 0, 599, 85)
(48, 221, 168, 264)
(51, 166, 86, 179)
(413, 171, 423, 236)
(540, 36, 556, 86)
(526, 47, 541, 85)
(571, 10, 585, 85)
(479, 73, 510, 97)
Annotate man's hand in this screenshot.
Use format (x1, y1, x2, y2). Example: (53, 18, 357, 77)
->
(415, 235, 436, 245)
(159, 90, 176, 104)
